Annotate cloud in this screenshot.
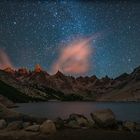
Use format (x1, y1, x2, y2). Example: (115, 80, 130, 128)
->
(51, 37, 93, 75)
(0, 49, 14, 70)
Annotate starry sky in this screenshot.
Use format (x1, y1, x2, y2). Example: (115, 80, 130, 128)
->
(0, 0, 140, 78)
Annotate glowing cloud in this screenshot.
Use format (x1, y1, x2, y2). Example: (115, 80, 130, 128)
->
(51, 37, 93, 75)
(0, 49, 14, 70)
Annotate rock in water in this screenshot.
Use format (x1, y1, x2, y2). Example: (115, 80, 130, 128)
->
(0, 119, 7, 129)
(40, 120, 56, 134)
(90, 109, 116, 128)
(25, 124, 40, 132)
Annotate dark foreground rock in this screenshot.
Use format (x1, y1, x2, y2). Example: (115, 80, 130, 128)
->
(7, 121, 23, 130)
(90, 109, 117, 128)
(65, 114, 90, 128)
(40, 120, 56, 134)
(123, 121, 136, 132)
(0, 119, 7, 129)
(136, 123, 140, 131)
(25, 124, 40, 132)
(54, 117, 64, 129)
(0, 103, 21, 119)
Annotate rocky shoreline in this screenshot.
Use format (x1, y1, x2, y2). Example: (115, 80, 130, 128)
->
(0, 110, 140, 132)
(0, 103, 140, 140)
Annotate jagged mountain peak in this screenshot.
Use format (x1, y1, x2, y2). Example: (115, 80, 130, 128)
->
(130, 66, 140, 81)
(34, 64, 42, 73)
(3, 67, 15, 74)
(17, 68, 28, 75)
(114, 73, 129, 81)
(101, 75, 111, 81)
(91, 75, 98, 80)
(133, 66, 140, 72)
(54, 70, 65, 77)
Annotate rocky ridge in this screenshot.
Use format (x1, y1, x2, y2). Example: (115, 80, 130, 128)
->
(0, 65, 140, 102)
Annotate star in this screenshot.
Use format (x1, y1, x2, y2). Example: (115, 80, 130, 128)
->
(13, 21, 17, 25)
(53, 12, 58, 17)
(128, 58, 131, 62)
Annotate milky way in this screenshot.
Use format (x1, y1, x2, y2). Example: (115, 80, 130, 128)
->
(0, 0, 140, 77)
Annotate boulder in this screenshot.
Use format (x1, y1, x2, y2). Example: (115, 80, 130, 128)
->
(90, 109, 116, 127)
(117, 120, 123, 131)
(118, 125, 123, 131)
(66, 120, 80, 129)
(0, 119, 7, 129)
(25, 124, 40, 132)
(23, 122, 31, 128)
(54, 117, 64, 129)
(69, 114, 89, 127)
(0, 103, 21, 119)
(7, 121, 23, 130)
(136, 123, 140, 131)
(40, 120, 56, 134)
(77, 117, 89, 127)
(123, 121, 135, 132)
(88, 120, 96, 128)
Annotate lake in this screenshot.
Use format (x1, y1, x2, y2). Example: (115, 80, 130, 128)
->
(15, 102, 140, 122)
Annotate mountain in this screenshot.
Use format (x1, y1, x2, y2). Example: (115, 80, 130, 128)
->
(0, 65, 140, 102)
(0, 79, 44, 103)
(97, 66, 140, 101)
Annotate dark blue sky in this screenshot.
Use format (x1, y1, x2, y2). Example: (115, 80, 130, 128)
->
(0, 0, 140, 77)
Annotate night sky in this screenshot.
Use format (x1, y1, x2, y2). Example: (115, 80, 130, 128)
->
(0, 0, 140, 78)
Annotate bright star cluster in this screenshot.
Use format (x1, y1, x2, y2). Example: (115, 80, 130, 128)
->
(0, 0, 140, 77)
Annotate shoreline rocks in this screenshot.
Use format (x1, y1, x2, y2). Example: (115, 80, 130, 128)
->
(7, 121, 23, 130)
(40, 120, 56, 134)
(0, 103, 140, 136)
(54, 117, 64, 129)
(66, 114, 89, 128)
(25, 124, 40, 132)
(123, 121, 136, 132)
(90, 109, 117, 128)
(0, 119, 7, 129)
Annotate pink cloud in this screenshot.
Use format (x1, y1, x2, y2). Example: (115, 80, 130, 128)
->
(0, 49, 15, 70)
(51, 37, 93, 75)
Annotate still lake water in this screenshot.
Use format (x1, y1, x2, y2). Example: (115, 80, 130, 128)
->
(15, 102, 140, 122)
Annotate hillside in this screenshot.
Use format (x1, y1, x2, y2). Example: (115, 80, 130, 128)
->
(0, 80, 44, 102)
